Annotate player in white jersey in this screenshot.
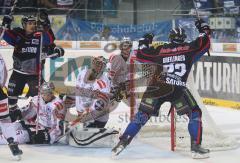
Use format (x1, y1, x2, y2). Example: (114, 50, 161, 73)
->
(108, 37, 132, 86)
(68, 56, 119, 148)
(0, 82, 65, 145)
(0, 54, 23, 159)
(107, 37, 134, 108)
(75, 56, 111, 128)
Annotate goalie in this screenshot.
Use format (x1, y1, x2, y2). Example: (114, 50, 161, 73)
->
(68, 56, 119, 148)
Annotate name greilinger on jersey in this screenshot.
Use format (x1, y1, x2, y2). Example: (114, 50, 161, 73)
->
(163, 55, 185, 64)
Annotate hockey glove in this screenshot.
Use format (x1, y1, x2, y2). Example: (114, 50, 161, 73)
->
(195, 19, 211, 35)
(38, 10, 50, 27)
(9, 106, 22, 122)
(138, 33, 154, 49)
(2, 15, 13, 29)
(53, 46, 65, 59)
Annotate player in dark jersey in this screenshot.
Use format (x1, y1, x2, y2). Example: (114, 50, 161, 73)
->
(0, 11, 63, 122)
(112, 19, 211, 159)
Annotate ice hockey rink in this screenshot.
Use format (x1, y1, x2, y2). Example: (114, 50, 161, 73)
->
(1, 102, 240, 163)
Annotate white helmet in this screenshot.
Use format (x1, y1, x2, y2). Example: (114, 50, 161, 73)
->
(120, 37, 132, 49)
(40, 82, 55, 94)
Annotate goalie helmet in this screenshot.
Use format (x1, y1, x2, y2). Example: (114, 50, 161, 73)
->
(21, 15, 37, 29)
(91, 56, 107, 79)
(168, 27, 187, 44)
(119, 37, 132, 50)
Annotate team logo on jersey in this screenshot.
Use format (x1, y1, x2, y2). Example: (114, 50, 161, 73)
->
(32, 39, 39, 45)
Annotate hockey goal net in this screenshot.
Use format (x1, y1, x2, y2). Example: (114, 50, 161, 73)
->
(127, 56, 238, 151)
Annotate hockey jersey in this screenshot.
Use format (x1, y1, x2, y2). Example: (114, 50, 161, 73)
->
(107, 54, 129, 86)
(76, 68, 111, 122)
(2, 27, 55, 75)
(21, 96, 65, 128)
(136, 33, 210, 87)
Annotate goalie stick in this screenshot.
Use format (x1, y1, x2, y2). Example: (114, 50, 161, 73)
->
(54, 105, 112, 143)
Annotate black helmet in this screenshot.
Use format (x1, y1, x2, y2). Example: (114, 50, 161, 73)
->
(169, 27, 187, 44)
(21, 15, 36, 28)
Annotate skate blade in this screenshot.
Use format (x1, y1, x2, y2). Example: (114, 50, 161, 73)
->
(13, 155, 21, 161)
(191, 152, 209, 159)
(111, 145, 124, 157)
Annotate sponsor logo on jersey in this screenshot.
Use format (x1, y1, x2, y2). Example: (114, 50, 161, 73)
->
(32, 39, 39, 45)
(22, 47, 37, 54)
(160, 46, 190, 54)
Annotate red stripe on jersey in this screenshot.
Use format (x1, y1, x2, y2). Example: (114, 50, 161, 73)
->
(97, 80, 106, 89)
(109, 71, 116, 75)
(97, 80, 104, 89)
(47, 30, 54, 44)
(0, 103, 8, 113)
(54, 102, 63, 110)
(98, 93, 109, 102)
(109, 55, 116, 63)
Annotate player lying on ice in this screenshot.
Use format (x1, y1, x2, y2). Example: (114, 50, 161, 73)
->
(0, 82, 66, 146)
(112, 19, 211, 159)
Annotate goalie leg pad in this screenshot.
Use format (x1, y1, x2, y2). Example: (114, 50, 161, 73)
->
(68, 127, 119, 148)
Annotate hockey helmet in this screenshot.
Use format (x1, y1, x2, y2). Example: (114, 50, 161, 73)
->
(120, 37, 132, 50)
(40, 82, 55, 95)
(168, 27, 187, 44)
(21, 15, 37, 28)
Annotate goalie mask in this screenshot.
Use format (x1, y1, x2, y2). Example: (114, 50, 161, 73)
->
(91, 56, 107, 79)
(120, 37, 132, 60)
(40, 82, 55, 102)
(169, 27, 186, 44)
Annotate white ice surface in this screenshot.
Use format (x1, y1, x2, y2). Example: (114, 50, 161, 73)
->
(1, 101, 240, 163)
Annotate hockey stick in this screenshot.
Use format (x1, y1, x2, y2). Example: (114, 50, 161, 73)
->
(192, 0, 210, 56)
(35, 9, 44, 134)
(54, 107, 111, 144)
(0, 0, 18, 40)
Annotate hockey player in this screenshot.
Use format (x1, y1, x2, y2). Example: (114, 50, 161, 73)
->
(0, 54, 23, 159)
(112, 19, 211, 159)
(0, 11, 63, 122)
(0, 82, 65, 145)
(75, 56, 111, 128)
(67, 56, 119, 148)
(108, 37, 132, 86)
